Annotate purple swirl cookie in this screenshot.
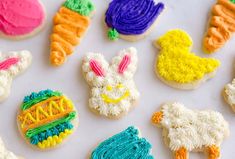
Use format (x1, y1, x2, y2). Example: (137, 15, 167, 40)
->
(105, 0, 165, 41)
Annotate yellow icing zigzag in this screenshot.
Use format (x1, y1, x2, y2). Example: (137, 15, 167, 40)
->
(155, 29, 220, 83)
(18, 96, 74, 131)
(37, 129, 73, 149)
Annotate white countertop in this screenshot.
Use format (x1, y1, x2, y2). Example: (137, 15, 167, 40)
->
(0, 0, 235, 158)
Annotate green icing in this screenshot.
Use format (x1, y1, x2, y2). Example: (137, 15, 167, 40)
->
(90, 126, 154, 159)
(63, 0, 95, 16)
(25, 112, 77, 139)
(108, 28, 119, 41)
(21, 91, 62, 111)
(230, 0, 235, 4)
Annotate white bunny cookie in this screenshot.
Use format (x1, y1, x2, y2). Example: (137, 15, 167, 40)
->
(82, 47, 140, 119)
(0, 51, 32, 102)
(0, 137, 23, 159)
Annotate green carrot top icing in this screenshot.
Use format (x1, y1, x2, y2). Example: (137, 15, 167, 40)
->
(63, 0, 95, 16)
(230, 0, 235, 4)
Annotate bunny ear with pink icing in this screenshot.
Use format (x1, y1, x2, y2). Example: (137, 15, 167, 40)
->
(82, 53, 109, 86)
(111, 47, 138, 77)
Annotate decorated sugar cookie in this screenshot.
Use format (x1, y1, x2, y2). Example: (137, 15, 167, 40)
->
(17, 90, 78, 150)
(152, 103, 230, 159)
(90, 126, 153, 159)
(50, 0, 95, 66)
(0, 137, 23, 159)
(154, 29, 220, 90)
(0, 0, 45, 39)
(204, 0, 235, 53)
(0, 50, 32, 102)
(223, 78, 235, 112)
(105, 0, 165, 41)
(82, 47, 140, 119)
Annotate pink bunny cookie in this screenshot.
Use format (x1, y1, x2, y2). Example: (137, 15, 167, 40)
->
(0, 50, 32, 102)
(82, 47, 140, 119)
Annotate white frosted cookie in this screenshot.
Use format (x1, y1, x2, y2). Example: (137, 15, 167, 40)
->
(0, 0, 46, 40)
(82, 47, 140, 119)
(154, 29, 220, 90)
(223, 79, 235, 112)
(105, 0, 165, 41)
(16, 90, 79, 150)
(0, 137, 23, 159)
(152, 103, 230, 159)
(0, 50, 32, 102)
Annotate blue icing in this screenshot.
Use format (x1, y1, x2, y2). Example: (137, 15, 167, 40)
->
(90, 126, 154, 159)
(23, 89, 54, 103)
(30, 122, 73, 145)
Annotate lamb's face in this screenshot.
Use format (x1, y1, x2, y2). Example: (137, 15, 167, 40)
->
(83, 47, 139, 116)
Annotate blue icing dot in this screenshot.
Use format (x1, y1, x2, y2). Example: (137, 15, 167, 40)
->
(45, 130, 53, 139)
(90, 126, 154, 159)
(30, 135, 39, 145)
(50, 127, 60, 136)
(64, 122, 73, 129)
(56, 124, 65, 132)
(38, 132, 46, 142)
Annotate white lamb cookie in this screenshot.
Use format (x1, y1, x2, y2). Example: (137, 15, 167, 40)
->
(0, 50, 32, 102)
(82, 47, 140, 119)
(151, 103, 229, 159)
(0, 137, 23, 159)
(223, 79, 235, 112)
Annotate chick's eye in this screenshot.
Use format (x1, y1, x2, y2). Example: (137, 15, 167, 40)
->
(106, 85, 112, 91)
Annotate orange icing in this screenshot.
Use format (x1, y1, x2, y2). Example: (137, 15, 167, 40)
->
(175, 147, 187, 159)
(207, 145, 220, 159)
(18, 96, 74, 132)
(151, 111, 163, 124)
(204, 0, 235, 53)
(50, 7, 90, 66)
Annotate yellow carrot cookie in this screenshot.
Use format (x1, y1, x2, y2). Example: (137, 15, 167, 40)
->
(16, 89, 79, 150)
(154, 29, 220, 90)
(50, 0, 95, 66)
(203, 0, 235, 53)
(152, 102, 230, 159)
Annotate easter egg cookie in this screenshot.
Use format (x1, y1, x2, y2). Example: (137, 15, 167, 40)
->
(0, 50, 32, 102)
(90, 126, 154, 159)
(0, 137, 24, 159)
(152, 103, 230, 159)
(50, 0, 95, 66)
(17, 90, 78, 150)
(105, 0, 165, 41)
(0, 0, 46, 39)
(82, 47, 140, 119)
(223, 78, 235, 112)
(154, 29, 220, 90)
(203, 0, 235, 53)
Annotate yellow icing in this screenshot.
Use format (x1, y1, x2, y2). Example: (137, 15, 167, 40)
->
(18, 96, 74, 131)
(155, 30, 220, 83)
(101, 91, 130, 104)
(37, 129, 73, 149)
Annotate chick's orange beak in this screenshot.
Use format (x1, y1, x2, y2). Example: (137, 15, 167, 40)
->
(151, 111, 163, 124)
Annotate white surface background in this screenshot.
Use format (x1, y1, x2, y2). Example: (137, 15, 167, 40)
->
(0, 0, 235, 158)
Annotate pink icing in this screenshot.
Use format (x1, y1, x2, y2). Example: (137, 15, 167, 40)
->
(0, 57, 19, 70)
(90, 60, 105, 77)
(118, 55, 131, 74)
(0, 0, 45, 36)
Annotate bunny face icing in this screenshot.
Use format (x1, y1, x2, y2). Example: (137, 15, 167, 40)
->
(82, 47, 140, 117)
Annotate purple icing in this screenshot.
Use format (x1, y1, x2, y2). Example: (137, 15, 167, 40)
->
(105, 0, 165, 35)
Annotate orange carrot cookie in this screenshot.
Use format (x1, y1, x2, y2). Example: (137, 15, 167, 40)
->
(17, 89, 79, 150)
(203, 0, 235, 53)
(154, 29, 220, 90)
(50, 0, 95, 66)
(152, 103, 230, 159)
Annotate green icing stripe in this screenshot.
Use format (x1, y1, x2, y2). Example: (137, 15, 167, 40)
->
(21, 91, 62, 111)
(25, 112, 77, 139)
(90, 126, 154, 159)
(63, 0, 95, 16)
(230, 0, 235, 4)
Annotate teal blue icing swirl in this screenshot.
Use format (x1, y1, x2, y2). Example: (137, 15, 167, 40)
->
(30, 122, 73, 145)
(90, 126, 154, 159)
(21, 89, 62, 110)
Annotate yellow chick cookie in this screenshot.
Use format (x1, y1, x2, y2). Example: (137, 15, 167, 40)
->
(154, 29, 220, 90)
